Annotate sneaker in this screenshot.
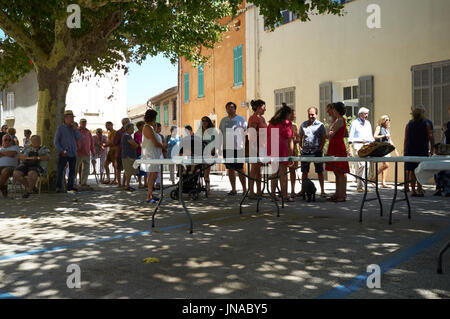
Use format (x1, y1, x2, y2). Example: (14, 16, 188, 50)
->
(67, 187, 78, 192)
(56, 188, 67, 193)
(22, 192, 31, 199)
(357, 188, 365, 193)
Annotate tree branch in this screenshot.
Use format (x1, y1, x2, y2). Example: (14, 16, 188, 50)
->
(0, 10, 48, 64)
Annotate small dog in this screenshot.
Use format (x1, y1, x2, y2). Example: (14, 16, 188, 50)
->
(302, 178, 317, 202)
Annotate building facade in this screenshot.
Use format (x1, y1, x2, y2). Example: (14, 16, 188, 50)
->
(127, 86, 178, 137)
(245, 0, 450, 181)
(1, 67, 127, 143)
(180, 3, 249, 134)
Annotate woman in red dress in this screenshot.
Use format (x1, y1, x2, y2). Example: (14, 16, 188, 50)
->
(325, 102, 349, 202)
(267, 105, 294, 202)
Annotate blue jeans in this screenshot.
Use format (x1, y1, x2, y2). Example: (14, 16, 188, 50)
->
(56, 155, 77, 190)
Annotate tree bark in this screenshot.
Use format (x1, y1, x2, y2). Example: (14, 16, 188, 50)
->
(35, 62, 75, 189)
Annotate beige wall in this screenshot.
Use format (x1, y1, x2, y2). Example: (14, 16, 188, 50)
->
(246, 0, 450, 182)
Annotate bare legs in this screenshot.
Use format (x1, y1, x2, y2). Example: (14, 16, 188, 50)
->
(378, 162, 390, 187)
(249, 163, 263, 197)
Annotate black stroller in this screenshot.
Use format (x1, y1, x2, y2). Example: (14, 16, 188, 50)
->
(170, 164, 208, 201)
(170, 135, 209, 201)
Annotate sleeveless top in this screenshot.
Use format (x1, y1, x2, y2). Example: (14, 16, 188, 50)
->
(141, 124, 163, 161)
(379, 126, 390, 143)
(405, 120, 428, 156)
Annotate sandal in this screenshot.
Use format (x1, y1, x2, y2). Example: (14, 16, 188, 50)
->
(227, 190, 237, 196)
(320, 193, 327, 198)
(125, 186, 135, 192)
(333, 197, 346, 203)
(283, 197, 295, 202)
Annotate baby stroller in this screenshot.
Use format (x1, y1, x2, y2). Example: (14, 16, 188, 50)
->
(170, 164, 208, 201)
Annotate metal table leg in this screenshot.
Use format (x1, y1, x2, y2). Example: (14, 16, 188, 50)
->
(359, 161, 383, 223)
(178, 164, 193, 233)
(375, 162, 383, 217)
(389, 162, 399, 225)
(151, 164, 164, 228)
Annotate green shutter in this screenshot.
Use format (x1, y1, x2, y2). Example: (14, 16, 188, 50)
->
(234, 45, 243, 86)
(164, 104, 169, 125)
(184, 72, 189, 103)
(198, 65, 204, 98)
(156, 106, 160, 123)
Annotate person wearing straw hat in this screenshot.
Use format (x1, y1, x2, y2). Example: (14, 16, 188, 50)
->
(54, 110, 81, 193)
(348, 107, 375, 192)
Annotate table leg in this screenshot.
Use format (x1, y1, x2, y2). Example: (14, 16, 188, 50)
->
(389, 162, 399, 225)
(404, 165, 411, 219)
(178, 164, 193, 233)
(151, 164, 164, 228)
(240, 163, 251, 214)
(375, 162, 383, 217)
(359, 161, 368, 223)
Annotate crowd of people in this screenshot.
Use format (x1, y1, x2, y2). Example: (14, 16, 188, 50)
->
(0, 103, 448, 201)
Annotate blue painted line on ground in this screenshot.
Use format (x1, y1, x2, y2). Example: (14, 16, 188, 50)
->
(0, 210, 252, 262)
(0, 292, 18, 299)
(317, 225, 450, 299)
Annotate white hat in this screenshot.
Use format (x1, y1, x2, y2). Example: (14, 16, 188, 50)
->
(358, 107, 370, 114)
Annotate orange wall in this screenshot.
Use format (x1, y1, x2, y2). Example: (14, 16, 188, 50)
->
(181, 7, 247, 133)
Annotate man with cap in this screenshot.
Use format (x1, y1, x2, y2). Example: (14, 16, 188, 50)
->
(76, 118, 95, 189)
(348, 107, 375, 192)
(54, 110, 82, 193)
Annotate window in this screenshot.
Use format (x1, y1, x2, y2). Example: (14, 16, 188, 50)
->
(155, 105, 160, 123)
(198, 64, 204, 98)
(172, 101, 177, 121)
(358, 75, 374, 125)
(264, 10, 298, 31)
(343, 87, 352, 100)
(164, 104, 169, 126)
(319, 82, 332, 122)
(412, 60, 450, 142)
(5, 92, 14, 119)
(274, 87, 295, 112)
(233, 45, 243, 86)
(184, 73, 189, 103)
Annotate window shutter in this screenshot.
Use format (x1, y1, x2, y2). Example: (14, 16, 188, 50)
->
(172, 102, 177, 121)
(233, 45, 243, 86)
(198, 65, 204, 98)
(156, 106, 160, 123)
(412, 65, 432, 119)
(358, 75, 374, 124)
(184, 73, 189, 103)
(164, 104, 169, 125)
(319, 82, 332, 123)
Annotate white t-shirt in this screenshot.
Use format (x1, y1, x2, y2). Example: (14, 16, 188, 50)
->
(0, 145, 20, 167)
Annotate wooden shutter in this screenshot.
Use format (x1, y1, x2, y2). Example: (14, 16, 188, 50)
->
(184, 73, 189, 103)
(274, 87, 295, 112)
(412, 65, 432, 120)
(234, 45, 243, 86)
(358, 75, 374, 124)
(319, 82, 332, 123)
(198, 64, 204, 98)
(156, 105, 160, 123)
(164, 104, 169, 125)
(430, 61, 450, 141)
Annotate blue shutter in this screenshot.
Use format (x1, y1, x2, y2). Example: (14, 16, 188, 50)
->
(184, 72, 189, 103)
(156, 106, 160, 123)
(164, 104, 169, 125)
(234, 45, 243, 86)
(198, 65, 204, 98)
(238, 45, 243, 85)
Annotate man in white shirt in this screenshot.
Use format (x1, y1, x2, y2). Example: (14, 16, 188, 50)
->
(348, 107, 375, 192)
(219, 101, 248, 195)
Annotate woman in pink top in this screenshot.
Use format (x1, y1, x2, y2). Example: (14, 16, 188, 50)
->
(247, 99, 267, 199)
(267, 105, 294, 202)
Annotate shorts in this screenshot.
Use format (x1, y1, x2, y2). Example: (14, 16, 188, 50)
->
(116, 157, 123, 171)
(300, 150, 324, 174)
(14, 164, 45, 176)
(223, 149, 244, 170)
(122, 157, 138, 176)
(0, 166, 15, 175)
(106, 149, 116, 163)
